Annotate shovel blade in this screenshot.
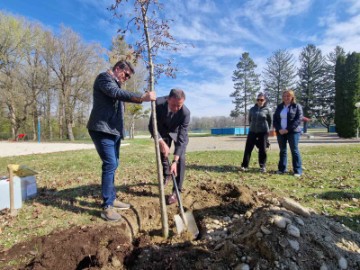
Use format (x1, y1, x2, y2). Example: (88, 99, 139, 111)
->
(174, 211, 199, 239)
(174, 214, 185, 235)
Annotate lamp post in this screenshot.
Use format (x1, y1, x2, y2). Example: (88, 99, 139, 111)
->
(355, 102, 360, 139)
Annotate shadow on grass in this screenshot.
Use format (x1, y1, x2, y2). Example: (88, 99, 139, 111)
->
(187, 164, 240, 173)
(316, 191, 360, 200)
(35, 182, 159, 213)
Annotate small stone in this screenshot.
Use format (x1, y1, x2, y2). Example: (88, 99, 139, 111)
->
(213, 219, 220, 225)
(288, 239, 300, 251)
(324, 236, 332, 242)
(234, 263, 250, 270)
(233, 214, 240, 219)
(223, 216, 231, 222)
(287, 224, 300, 237)
(289, 261, 299, 270)
(274, 215, 291, 228)
(320, 263, 328, 270)
(260, 225, 272, 235)
(338, 257, 347, 269)
(294, 217, 304, 226)
(279, 238, 288, 248)
(256, 232, 263, 238)
(245, 211, 252, 218)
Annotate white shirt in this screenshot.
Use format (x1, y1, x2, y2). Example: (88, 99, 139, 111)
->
(280, 105, 289, 129)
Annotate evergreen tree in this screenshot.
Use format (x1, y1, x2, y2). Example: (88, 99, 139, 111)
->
(334, 54, 347, 135)
(318, 46, 346, 130)
(263, 49, 297, 109)
(230, 52, 260, 133)
(335, 52, 360, 138)
(297, 44, 326, 133)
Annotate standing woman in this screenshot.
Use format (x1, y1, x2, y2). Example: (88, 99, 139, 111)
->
(241, 93, 272, 173)
(273, 89, 303, 177)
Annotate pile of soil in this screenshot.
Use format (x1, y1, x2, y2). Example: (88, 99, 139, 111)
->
(1, 181, 359, 270)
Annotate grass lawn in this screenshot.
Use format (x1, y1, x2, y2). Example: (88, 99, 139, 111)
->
(0, 138, 359, 249)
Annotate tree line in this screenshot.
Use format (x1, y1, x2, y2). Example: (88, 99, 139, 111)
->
(230, 47, 360, 138)
(1, 12, 359, 140)
(0, 12, 150, 141)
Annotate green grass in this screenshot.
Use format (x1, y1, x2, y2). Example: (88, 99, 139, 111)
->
(0, 138, 359, 250)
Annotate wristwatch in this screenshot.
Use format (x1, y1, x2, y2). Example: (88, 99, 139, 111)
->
(172, 160, 179, 164)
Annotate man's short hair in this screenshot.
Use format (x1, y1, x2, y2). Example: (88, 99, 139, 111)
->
(169, 88, 186, 99)
(113, 60, 135, 74)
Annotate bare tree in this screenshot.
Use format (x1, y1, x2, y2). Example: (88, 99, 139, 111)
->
(0, 13, 33, 139)
(110, 0, 182, 238)
(44, 26, 104, 141)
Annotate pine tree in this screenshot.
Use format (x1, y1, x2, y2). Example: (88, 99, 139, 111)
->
(263, 49, 297, 109)
(298, 44, 326, 133)
(230, 52, 260, 134)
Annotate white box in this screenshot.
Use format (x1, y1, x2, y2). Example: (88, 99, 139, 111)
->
(0, 175, 37, 211)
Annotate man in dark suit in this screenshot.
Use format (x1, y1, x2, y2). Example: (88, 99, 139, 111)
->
(149, 88, 190, 205)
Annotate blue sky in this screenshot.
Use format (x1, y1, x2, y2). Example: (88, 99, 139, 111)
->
(1, 0, 360, 117)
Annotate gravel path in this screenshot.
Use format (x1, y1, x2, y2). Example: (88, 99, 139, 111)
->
(0, 133, 358, 157)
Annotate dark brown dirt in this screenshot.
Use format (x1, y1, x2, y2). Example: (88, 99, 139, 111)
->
(1, 181, 359, 270)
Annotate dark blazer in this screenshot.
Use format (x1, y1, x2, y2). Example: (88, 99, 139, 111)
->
(87, 71, 143, 138)
(149, 96, 190, 157)
(273, 103, 303, 133)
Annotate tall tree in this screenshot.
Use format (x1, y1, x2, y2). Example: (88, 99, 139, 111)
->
(0, 13, 32, 139)
(297, 44, 326, 133)
(230, 52, 260, 133)
(263, 49, 297, 109)
(334, 54, 347, 136)
(44, 26, 103, 141)
(316, 46, 346, 130)
(111, 0, 182, 238)
(335, 52, 360, 138)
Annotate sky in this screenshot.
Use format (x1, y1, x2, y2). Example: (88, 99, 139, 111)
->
(1, 0, 360, 117)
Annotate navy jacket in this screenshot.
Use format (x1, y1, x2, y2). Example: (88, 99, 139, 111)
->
(149, 96, 190, 157)
(273, 103, 303, 133)
(87, 71, 143, 138)
(248, 104, 272, 133)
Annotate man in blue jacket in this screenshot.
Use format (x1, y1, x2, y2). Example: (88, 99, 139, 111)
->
(149, 89, 190, 205)
(87, 60, 156, 221)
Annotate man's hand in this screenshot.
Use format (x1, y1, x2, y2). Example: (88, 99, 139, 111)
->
(170, 162, 178, 176)
(141, 91, 156, 102)
(159, 140, 170, 156)
(279, 129, 288, 135)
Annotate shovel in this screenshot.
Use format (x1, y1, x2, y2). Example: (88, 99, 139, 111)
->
(168, 160, 199, 238)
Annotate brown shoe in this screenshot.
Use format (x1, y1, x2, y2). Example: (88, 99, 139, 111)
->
(167, 193, 178, 205)
(101, 206, 122, 221)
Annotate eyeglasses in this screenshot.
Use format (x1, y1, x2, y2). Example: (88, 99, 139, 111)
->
(124, 72, 131, 80)
(257, 99, 265, 101)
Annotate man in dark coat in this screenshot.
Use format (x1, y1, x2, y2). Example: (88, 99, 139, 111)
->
(87, 60, 156, 221)
(149, 88, 190, 205)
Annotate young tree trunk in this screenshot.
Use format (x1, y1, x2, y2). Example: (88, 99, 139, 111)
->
(141, 4, 168, 238)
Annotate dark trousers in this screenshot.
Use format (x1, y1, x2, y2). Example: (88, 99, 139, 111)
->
(241, 131, 268, 169)
(160, 136, 186, 192)
(89, 130, 121, 208)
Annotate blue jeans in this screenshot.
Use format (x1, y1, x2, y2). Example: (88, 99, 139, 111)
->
(277, 132, 302, 175)
(89, 130, 121, 208)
